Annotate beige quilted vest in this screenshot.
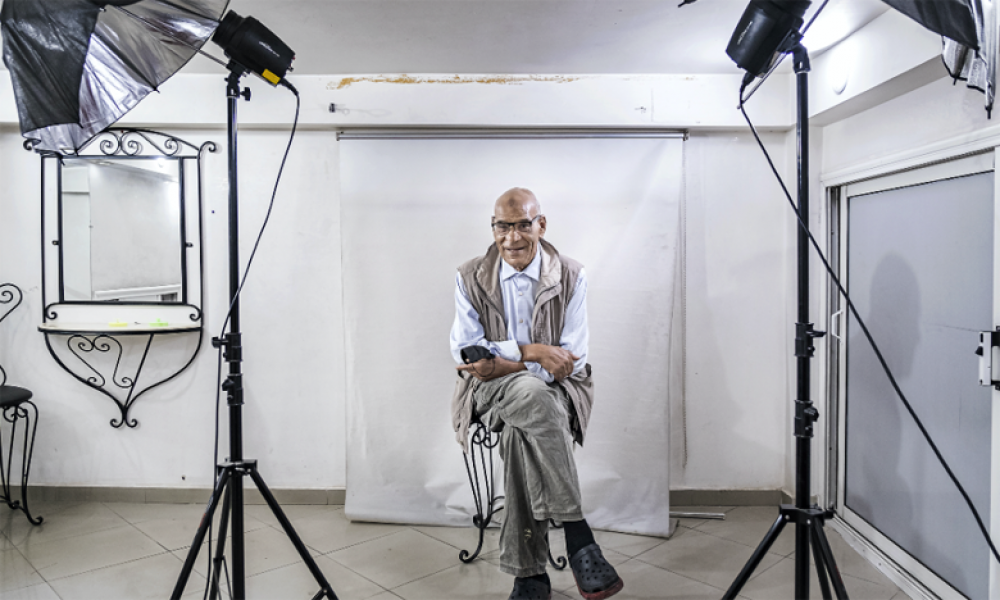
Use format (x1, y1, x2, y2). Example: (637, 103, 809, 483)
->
(451, 239, 594, 451)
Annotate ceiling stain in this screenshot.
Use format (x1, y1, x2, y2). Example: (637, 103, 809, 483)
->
(329, 74, 581, 90)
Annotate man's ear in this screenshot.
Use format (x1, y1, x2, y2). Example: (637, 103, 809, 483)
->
(538, 215, 547, 236)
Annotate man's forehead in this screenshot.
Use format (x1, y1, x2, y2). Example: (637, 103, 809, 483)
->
(494, 197, 538, 218)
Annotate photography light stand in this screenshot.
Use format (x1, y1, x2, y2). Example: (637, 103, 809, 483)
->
(170, 64, 338, 600)
(722, 44, 848, 600)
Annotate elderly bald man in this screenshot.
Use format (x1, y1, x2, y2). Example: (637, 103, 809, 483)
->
(450, 188, 623, 600)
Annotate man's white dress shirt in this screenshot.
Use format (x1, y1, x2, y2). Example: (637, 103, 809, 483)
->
(450, 248, 588, 383)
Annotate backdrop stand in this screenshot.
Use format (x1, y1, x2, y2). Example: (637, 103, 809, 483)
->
(170, 65, 338, 600)
(722, 44, 848, 600)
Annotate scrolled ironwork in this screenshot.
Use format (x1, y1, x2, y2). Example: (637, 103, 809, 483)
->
(120, 129, 178, 156)
(98, 133, 122, 156)
(44, 327, 203, 429)
(460, 419, 504, 564)
(0, 284, 24, 388)
(36, 127, 211, 159)
(458, 418, 566, 569)
(0, 283, 23, 325)
(42, 302, 59, 321)
(67, 335, 122, 388)
(2, 403, 29, 423)
(30, 129, 213, 429)
(0, 398, 42, 525)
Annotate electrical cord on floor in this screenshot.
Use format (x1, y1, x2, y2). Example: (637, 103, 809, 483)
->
(738, 96, 1000, 565)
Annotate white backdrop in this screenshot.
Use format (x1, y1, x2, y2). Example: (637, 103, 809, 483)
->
(340, 133, 682, 537)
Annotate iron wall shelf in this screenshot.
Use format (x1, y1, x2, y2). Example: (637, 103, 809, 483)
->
(32, 128, 214, 429)
(38, 319, 203, 428)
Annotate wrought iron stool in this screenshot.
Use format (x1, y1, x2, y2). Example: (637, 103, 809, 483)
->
(0, 283, 42, 525)
(459, 415, 566, 569)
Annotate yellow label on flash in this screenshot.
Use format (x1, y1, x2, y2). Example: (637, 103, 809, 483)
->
(262, 69, 280, 85)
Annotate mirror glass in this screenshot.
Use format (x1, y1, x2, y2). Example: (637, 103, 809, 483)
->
(61, 158, 184, 303)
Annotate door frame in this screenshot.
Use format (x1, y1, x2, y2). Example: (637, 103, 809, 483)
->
(820, 140, 1000, 600)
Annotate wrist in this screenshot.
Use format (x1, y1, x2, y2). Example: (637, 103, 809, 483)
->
(496, 356, 527, 375)
(519, 344, 539, 363)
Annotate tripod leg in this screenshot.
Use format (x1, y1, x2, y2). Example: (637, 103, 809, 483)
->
(812, 520, 849, 600)
(810, 524, 833, 600)
(171, 468, 232, 600)
(209, 484, 233, 600)
(722, 513, 787, 600)
(248, 468, 339, 600)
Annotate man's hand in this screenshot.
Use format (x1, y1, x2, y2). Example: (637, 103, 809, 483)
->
(456, 356, 526, 382)
(520, 344, 580, 381)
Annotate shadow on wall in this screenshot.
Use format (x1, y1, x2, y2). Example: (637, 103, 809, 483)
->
(848, 252, 918, 548)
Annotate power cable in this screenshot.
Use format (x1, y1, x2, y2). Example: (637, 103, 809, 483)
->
(738, 96, 1000, 566)
(202, 85, 301, 598)
(218, 89, 301, 338)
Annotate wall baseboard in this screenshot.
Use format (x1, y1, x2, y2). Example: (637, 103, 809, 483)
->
(670, 489, 790, 507)
(19, 486, 784, 508)
(17, 486, 347, 506)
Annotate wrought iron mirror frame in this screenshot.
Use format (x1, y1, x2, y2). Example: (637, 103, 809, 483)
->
(30, 129, 217, 428)
(35, 128, 212, 312)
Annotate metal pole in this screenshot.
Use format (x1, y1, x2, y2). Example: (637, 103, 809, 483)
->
(725, 42, 845, 600)
(225, 68, 246, 600)
(793, 43, 812, 600)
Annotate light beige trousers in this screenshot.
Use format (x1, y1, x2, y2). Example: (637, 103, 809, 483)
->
(473, 371, 584, 577)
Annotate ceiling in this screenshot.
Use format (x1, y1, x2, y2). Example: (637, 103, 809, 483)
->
(181, 0, 891, 76)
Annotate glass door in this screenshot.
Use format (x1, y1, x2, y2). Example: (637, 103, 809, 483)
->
(835, 153, 996, 599)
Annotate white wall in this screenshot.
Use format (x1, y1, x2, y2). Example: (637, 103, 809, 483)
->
(807, 11, 999, 506)
(823, 76, 999, 174)
(0, 72, 798, 494)
(678, 130, 795, 491)
(0, 123, 345, 490)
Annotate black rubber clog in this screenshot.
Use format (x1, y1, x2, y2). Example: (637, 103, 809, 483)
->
(569, 543, 624, 600)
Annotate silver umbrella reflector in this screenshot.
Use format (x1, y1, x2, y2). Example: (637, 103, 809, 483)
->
(1, 0, 229, 154)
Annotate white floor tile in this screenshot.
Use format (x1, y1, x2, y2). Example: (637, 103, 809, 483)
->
(291, 510, 405, 554)
(0, 502, 912, 600)
(740, 555, 900, 600)
(0, 582, 61, 600)
(244, 553, 387, 600)
(328, 529, 460, 590)
(0, 547, 44, 593)
(19, 525, 166, 581)
(633, 527, 783, 591)
(4, 503, 128, 548)
(171, 524, 323, 579)
(47, 551, 201, 600)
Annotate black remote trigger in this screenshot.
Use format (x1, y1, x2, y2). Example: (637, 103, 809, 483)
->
(461, 345, 494, 364)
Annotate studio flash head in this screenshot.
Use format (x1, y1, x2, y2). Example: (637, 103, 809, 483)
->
(212, 11, 295, 87)
(726, 0, 810, 78)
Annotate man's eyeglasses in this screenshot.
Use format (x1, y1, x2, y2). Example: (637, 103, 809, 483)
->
(492, 215, 541, 235)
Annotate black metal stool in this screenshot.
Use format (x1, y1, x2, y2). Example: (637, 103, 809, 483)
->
(459, 415, 565, 569)
(0, 283, 42, 525)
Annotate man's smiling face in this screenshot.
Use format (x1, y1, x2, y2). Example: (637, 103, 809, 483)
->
(492, 188, 546, 271)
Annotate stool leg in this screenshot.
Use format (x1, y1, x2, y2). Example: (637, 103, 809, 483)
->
(4, 401, 41, 525)
(0, 406, 10, 508)
(546, 521, 567, 570)
(460, 422, 503, 563)
(19, 401, 41, 524)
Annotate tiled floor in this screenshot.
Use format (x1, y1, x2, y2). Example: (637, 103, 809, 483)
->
(0, 502, 910, 599)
